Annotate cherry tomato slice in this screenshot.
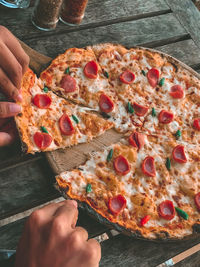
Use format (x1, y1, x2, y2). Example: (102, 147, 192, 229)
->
(108, 194, 127, 215)
(33, 132, 52, 150)
(32, 94, 52, 109)
(59, 114, 75, 136)
(141, 156, 156, 177)
(129, 131, 145, 150)
(158, 200, 175, 220)
(84, 61, 98, 79)
(119, 70, 135, 84)
(132, 102, 148, 117)
(193, 118, 200, 131)
(60, 74, 76, 93)
(158, 110, 174, 124)
(140, 215, 151, 226)
(169, 85, 184, 99)
(113, 155, 130, 175)
(194, 192, 200, 211)
(172, 145, 187, 163)
(99, 94, 114, 113)
(147, 68, 159, 87)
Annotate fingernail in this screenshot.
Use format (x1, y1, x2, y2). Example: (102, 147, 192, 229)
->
(70, 200, 78, 208)
(9, 103, 21, 114)
(16, 93, 23, 102)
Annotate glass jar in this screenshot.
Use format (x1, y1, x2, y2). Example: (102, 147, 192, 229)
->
(31, 0, 63, 31)
(60, 0, 88, 26)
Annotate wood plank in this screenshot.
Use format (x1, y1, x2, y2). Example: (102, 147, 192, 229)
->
(0, 209, 108, 249)
(174, 251, 200, 267)
(165, 0, 200, 49)
(0, 156, 59, 220)
(156, 39, 200, 69)
(24, 13, 187, 58)
(100, 234, 200, 267)
(0, 0, 170, 41)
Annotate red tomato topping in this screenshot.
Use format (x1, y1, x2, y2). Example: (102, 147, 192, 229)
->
(60, 74, 77, 93)
(141, 156, 156, 177)
(99, 94, 114, 113)
(194, 192, 200, 211)
(113, 155, 130, 175)
(172, 145, 187, 163)
(158, 110, 174, 124)
(59, 114, 75, 136)
(140, 215, 151, 226)
(158, 200, 175, 220)
(33, 132, 52, 150)
(147, 68, 159, 87)
(108, 194, 127, 215)
(119, 70, 135, 84)
(84, 61, 98, 79)
(132, 102, 148, 117)
(193, 118, 200, 131)
(32, 94, 52, 109)
(169, 85, 184, 99)
(129, 131, 145, 150)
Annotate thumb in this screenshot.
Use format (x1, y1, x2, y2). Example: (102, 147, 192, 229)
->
(0, 102, 21, 118)
(0, 132, 15, 146)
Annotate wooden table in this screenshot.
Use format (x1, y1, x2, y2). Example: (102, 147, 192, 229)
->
(0, 0, 200, 266)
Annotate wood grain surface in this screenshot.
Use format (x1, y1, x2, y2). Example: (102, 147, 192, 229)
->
(1, 0, 200, 265)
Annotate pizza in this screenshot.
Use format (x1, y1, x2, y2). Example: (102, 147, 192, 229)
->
(15, 68, 113, 153)
(16, 43, 200, 240)
(56, 133, 200, 239)
(40, 47, 135, 133)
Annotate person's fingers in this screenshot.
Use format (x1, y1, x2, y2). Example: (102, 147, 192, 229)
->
(85, 239, 101, 266)
(0, 26, 29, 75)
(73, 226, 89, 241)
(0, 118, 8, 128)
(0, 102, 21, 118)
(0, 68, 22, 102)
(0, 131, 15, 146)
(0, 41, 23, 90)
(53, 200, 78, 229)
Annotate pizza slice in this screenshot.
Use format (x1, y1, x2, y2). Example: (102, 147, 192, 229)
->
(39, 46, 138, 133)
(15, 69, 113, 154)
(91, 43, 200, 143)
(56, 131, 200, 240)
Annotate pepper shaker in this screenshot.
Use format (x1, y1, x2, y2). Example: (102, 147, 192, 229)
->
(60, 0, 88, 26)
(32, 0, 63, 31)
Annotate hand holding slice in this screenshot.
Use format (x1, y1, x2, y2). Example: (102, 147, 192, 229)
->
(32, 94, 52, 109)
(108, 194, 127, 215)
(158, 200, 175, 220)
(119, 70, 135, 84)
(142, 156, 156, 177)
(84, 61, 98, 79)
(172, 145, 187, 163)
(113, 155, 130, 175)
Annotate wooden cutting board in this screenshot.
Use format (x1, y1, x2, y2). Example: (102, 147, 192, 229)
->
(19, 40, 123, 175)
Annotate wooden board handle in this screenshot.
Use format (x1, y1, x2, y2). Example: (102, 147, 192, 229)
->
(19, 39, 52, 74)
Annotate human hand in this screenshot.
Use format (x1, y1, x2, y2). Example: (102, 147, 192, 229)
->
(15, 200, 101, 267)
(0, 26, 29, 101)
(0, 26, 29, 146)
